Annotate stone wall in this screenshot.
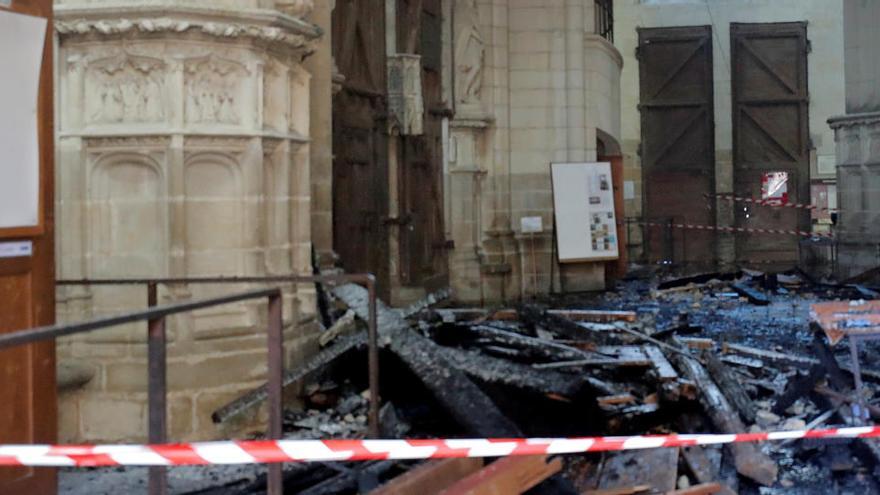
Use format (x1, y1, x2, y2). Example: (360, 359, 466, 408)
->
(615, 0, 845, 263)
(445, 0, 623, 303)
(54, 0, 323, 442)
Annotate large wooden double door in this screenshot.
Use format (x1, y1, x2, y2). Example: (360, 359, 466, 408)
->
(333, 0, 447, 295)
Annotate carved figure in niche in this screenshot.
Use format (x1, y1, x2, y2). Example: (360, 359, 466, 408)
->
(185, 56, 245, 125)
(87, 54, 165, 124)
(454, 0, 485, 108)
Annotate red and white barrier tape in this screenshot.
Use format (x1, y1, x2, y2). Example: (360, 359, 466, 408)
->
(2, 426, 879, 467)
(639, 221, 832, 239)
(709, 193, 833, 212)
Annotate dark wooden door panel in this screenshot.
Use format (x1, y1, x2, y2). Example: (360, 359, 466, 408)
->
(638, 26, 715, 266)
(332, 0, 390, 288)
(397, 0, 447, 288)
(731, 22, 810, 266)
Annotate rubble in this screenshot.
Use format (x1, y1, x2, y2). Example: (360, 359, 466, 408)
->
(195, 269, 880, 494)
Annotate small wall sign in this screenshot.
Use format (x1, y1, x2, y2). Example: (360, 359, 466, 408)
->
(0, 241, 33, 258)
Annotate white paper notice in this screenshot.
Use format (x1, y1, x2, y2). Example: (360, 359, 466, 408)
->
(0, 11, 47, 229)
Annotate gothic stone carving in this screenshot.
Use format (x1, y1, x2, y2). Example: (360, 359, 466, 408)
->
(453, 0, 484, 109)
(86, 53, 165, 124)
(184, 55, 248, 125)
(387, 54, 424, 135)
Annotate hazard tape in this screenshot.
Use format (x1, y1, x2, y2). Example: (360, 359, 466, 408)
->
(2, 426, 879, 467)
(639, 221, 832, 239)
(708, 193, 833, 212)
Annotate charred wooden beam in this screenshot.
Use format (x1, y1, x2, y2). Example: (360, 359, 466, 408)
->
(298, 460, 397, 495)
(432, 345, 592, 399)
(390, 330, 523, 437)
(730, 283, 770, 306)
(517, 305, 616, 344)
(673, 355, 777, 486)
(811, 328, 850, 391)
(467, 324, 593, 361)
(724, 342, 880, 383)
(332, 284, 522, 437)
(772, 365, 825, 415)
(703, 352, 756, 424)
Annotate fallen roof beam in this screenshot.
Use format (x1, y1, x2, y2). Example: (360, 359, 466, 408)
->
(333, 284, 522, 437)
(673, 354, 777, 486)
(432, 345, 592, 399)
(212, 332, 367, 424)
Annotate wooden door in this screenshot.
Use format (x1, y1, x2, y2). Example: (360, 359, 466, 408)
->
(332, 0, 390, 287)
(0, 1, 57, 494)
(638, 26, 716, 267)
(731, 22, 810, 266)
(397, 0, 448, 289)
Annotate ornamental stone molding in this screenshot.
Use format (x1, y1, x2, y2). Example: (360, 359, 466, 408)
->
(55, 3, 321, 53)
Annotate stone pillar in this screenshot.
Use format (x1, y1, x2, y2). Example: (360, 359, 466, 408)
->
(54, 0, 322, 442)
(306, 0, 337, 269)
(829, 114, 880, 279)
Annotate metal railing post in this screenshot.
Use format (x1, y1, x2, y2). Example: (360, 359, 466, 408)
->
(147, 282, 168, 495)
(267, 292, 284, 495)
(366, 275, 380, 438)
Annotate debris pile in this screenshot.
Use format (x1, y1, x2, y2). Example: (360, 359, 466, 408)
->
(203, 270, 880, 494)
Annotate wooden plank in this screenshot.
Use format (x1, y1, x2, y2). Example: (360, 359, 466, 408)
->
(645, 346, 678, 381)
(439, 456, 561, 495)
(666, 482, 724, 495)
(678, 338, 715, 350)
(598, 394, 637, 406)
(597, 448, 679, 493)
(369, 458, 484, 495)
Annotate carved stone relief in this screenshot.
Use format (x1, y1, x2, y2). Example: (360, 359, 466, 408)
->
(453, 0, 484, 110)
(184, 55, 248, 125)
(85, 53, 166, 124)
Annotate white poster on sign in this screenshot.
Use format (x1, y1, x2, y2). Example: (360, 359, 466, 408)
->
(0, 11, 47, 229)
(551, 162, 619, 262)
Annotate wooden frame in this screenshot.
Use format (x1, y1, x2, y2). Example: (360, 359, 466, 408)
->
(0, 3, 52, 239)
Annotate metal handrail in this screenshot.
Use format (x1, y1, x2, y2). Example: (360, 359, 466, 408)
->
(2, 274, 379, 495)
(0, 288, 278, 349)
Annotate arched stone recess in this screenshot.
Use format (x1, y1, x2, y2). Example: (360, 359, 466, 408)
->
(184, 152, 246, 276)
(86, 151, 169, 342)
(183, 151, 258, 340)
